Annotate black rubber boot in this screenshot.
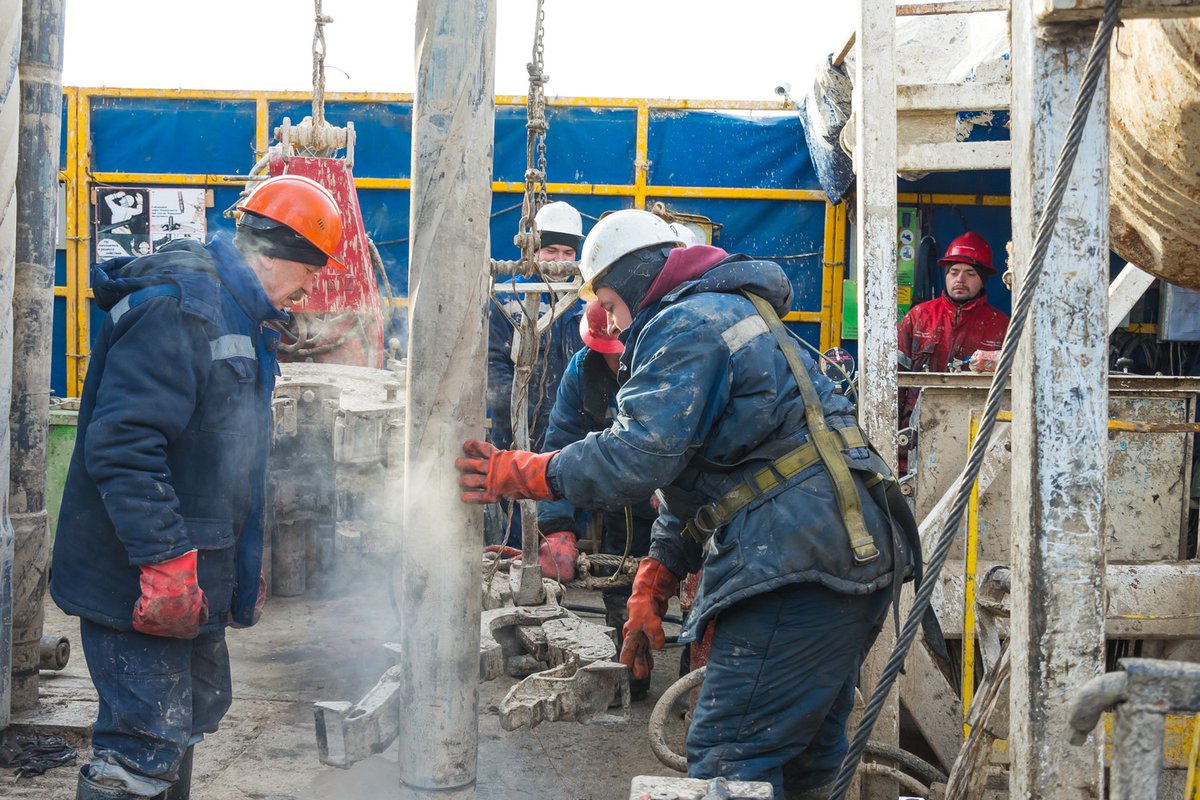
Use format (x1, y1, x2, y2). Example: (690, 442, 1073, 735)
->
(75, 767, 145, 800)
(161, 746, 193, 800)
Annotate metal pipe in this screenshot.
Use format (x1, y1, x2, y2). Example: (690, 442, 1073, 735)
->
(1009, 0, 1110, 794)
(400, 0, 495, 796)
(510, 288, 543, 605)
(0, 0, 22, 730)
(11, 0, 64, 714)
(37, 634, 68, 671)
(489, 258, 579, 278)
(853, 0, 900, 795)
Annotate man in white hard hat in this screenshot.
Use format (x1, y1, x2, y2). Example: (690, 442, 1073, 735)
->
(459, 209, 920, 799)
(485, 201, 586, 545)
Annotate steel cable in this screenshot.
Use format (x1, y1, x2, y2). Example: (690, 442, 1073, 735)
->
(828, 1, 1123, 796)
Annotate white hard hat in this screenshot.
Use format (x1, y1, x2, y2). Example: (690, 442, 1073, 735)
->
(670, 222, 700, 247)
(534, 201, 583, 239)
(578, 210, 683, 301)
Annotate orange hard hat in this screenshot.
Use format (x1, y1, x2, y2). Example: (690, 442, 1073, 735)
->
(236, 174, 345, 270)
(579, 301, 623, 355)
(938, 232, 995, 277)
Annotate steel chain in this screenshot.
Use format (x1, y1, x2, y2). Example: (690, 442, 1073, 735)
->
(312, 0, 331, 130)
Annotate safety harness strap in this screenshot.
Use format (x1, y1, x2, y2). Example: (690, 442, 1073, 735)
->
(681, 293, 879, 564)
(744, 291, 879, 563)
(682, 426, 869, 543)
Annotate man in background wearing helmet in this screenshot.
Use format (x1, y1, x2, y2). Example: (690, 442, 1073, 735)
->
(458, 209, 918, 799)
(486, 201, 585, 544)
(535, 300, 658, 698)
(897, 231, 1010, 427)
(51, 174, 344, 800)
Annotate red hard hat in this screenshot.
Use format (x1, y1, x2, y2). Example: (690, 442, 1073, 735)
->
(938, 232, 995, 277)
(579, 301, 623, 355)
(236, 174, 345, 270)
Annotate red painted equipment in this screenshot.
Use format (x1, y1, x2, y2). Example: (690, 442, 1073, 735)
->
(264, 145, 384, 368)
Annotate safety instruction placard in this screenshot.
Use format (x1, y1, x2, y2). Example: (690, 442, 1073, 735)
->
(95, 187, 207, 261)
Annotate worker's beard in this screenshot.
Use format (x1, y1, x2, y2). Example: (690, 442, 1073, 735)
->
(947, 286, 983, 304)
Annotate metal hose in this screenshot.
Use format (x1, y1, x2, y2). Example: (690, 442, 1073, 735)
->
(647, 667, 948, 794)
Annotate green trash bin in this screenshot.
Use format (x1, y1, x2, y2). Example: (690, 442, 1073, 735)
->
(47, 401, 79, 544)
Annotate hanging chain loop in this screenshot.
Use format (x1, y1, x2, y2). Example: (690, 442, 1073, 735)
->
(514, 0, 549, 268)
(312, 0, 333, 128)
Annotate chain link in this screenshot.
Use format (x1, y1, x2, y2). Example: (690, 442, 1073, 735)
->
(312, 0, 332, 129)
(514, 0, 549, 266)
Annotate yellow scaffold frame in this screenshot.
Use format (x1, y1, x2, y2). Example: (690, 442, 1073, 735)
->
(963, 408, 1200, 769)
(57, 87, 1012, 396)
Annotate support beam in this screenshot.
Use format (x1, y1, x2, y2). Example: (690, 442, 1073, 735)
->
(0, 0, 21, 730)
(1009, 1, 1109, 795)
(855, 0, 899, 468)
(11, 0, 64, 714)
(896, 81, 1011, 112)
(898, 0, 1010, 13)
(854, 0, 898, 796)
(401, 0, 495, 796)
(1107, 262, 1155, 332)
(897, 141, 1011, 173)
(1038, 0, 1200, 21)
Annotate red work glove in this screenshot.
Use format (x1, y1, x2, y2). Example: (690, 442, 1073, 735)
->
(230, 573, 267, 629)
(538, 531, 578, 581)
(455, 439, 558, 504)
(620, 558, 681, 681)
(132, 550, 208, 639)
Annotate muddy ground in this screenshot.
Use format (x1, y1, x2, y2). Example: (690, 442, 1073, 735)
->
(3, 562, 687, 800)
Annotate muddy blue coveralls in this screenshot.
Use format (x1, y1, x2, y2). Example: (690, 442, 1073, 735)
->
(548, 250, 916, 797)
(51, 237, 281, 794)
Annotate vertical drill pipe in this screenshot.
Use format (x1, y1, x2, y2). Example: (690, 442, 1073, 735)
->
(0, 0, 23, 729)
(511, 288, 543, 604)
(853, 0, 900, 794)
(11, 0, 64, 713)
(401, 0, 496, 796)
(1009, 0, 1112, 794)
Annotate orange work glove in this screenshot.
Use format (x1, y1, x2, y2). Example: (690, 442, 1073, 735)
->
(538, 531, 579, 581)
(132, 550, 208, 639)
(620, 558, 681, 681)
(455, 439, 558, 504)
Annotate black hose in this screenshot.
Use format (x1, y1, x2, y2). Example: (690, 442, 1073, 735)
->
(829, 2, 1124, 796)
(563, 603, 684, 626)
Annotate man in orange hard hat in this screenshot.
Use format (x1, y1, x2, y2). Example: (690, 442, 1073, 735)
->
(897, 231, 1010, 427)
(51, 174, 343, 800)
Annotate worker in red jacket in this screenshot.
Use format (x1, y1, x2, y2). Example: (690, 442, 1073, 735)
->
(897, 232, 1010, 428)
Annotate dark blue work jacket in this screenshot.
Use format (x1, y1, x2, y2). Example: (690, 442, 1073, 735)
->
(550, 256, 912, 642)
(487, 285, 583, 452)
(51, 236, 284, 632)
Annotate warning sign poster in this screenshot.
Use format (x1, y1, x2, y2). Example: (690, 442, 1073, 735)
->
(95, 188, 207, 260)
